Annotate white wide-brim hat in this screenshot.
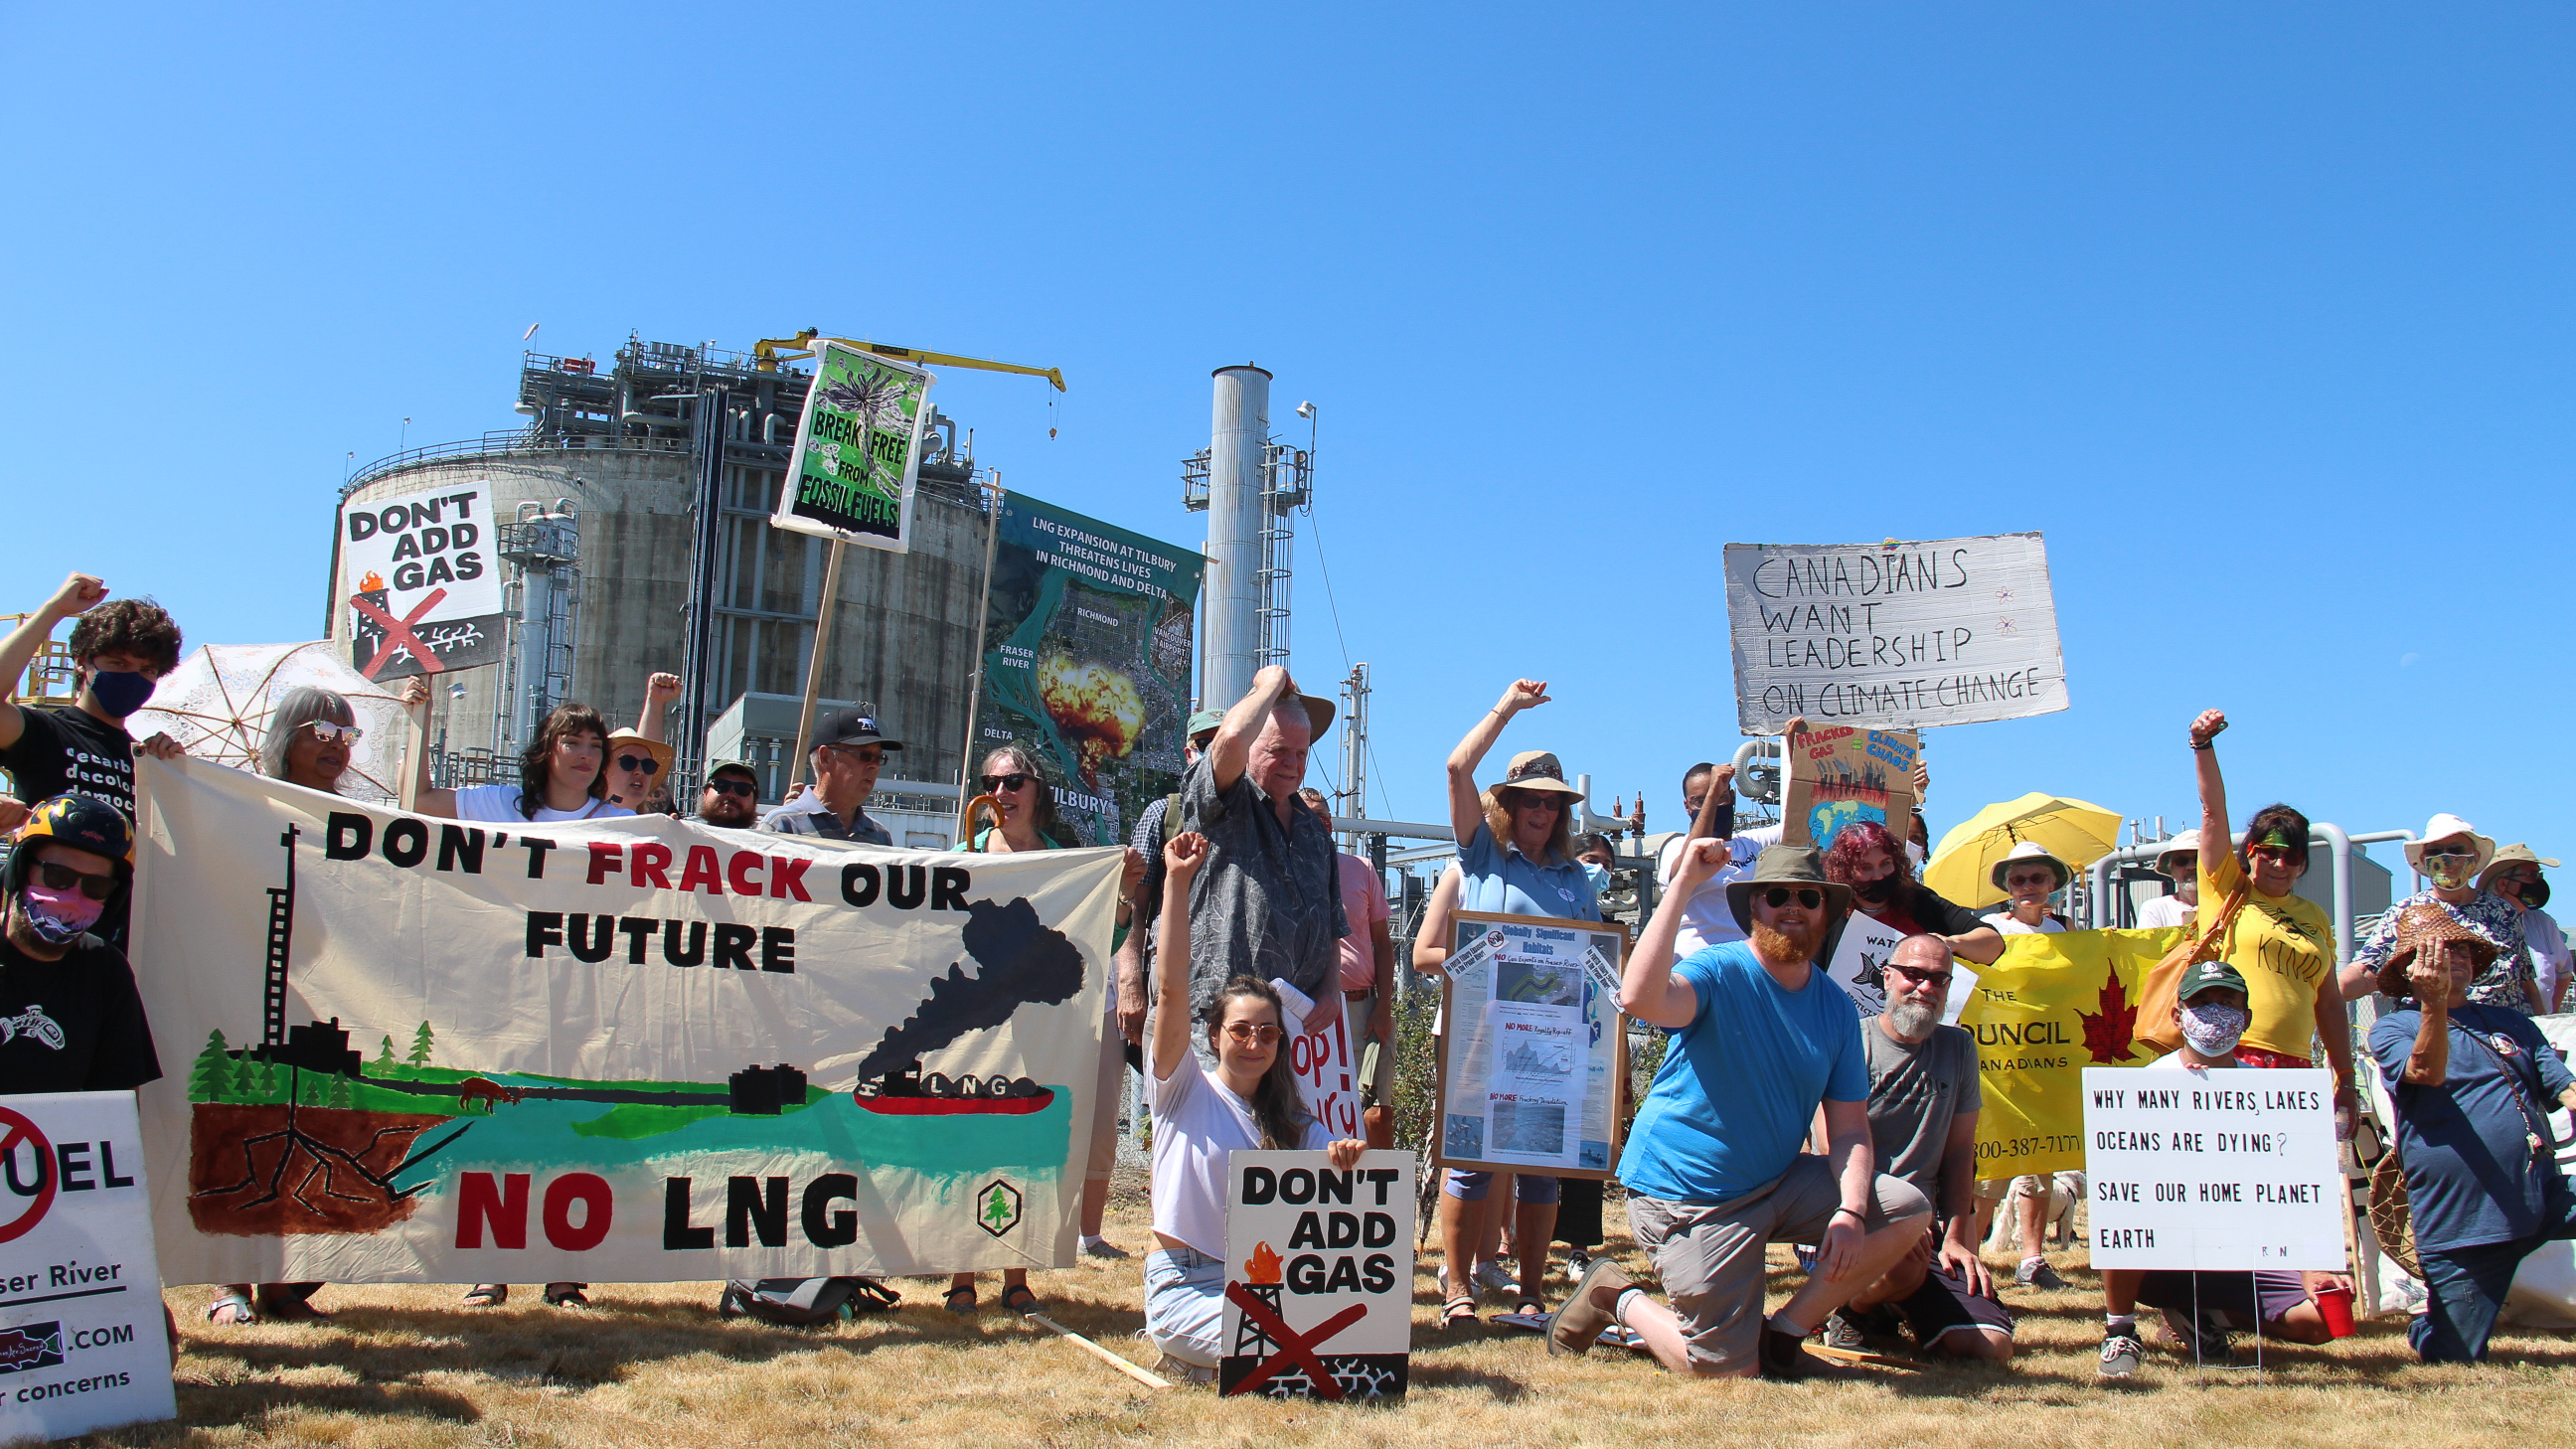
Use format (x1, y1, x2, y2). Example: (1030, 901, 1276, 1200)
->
(2404, 814, 2496, 875)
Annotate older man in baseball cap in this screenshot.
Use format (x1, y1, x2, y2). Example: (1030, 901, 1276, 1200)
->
(766, 708, 903, 845)
(1547, 844, 1932, 1379)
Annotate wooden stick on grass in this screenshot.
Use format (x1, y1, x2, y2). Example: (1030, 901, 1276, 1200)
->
(1028, 1313, 1173, 1389)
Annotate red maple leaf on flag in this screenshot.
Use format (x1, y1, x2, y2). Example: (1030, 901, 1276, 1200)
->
(2077, 975, 2139, 1063)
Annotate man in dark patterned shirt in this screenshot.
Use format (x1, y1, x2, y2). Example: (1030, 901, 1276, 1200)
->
(2342, 816, 2535, 1012)
(1178, 667, 1346, 1029)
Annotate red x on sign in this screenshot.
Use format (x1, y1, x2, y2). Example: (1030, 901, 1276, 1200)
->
(351, 587, 449, 680)
(1222, 1281, 1368, 1400)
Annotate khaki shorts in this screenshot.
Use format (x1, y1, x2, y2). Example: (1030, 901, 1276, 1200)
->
(1627, 1157, 1931, 1374)
(1086, 1024, 1126, 1183)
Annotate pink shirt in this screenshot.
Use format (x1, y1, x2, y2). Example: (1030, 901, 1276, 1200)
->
(1333, 853, 1391, 992)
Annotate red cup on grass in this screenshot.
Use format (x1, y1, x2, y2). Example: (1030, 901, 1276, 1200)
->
(2315, 1283, 2355, 1338)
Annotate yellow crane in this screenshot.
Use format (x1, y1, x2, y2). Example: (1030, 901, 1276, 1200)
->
(749, 329, 1065, 392)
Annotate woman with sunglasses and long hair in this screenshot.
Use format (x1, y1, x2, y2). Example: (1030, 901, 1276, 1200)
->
(400, 681, 621, 1309)
(206, 687, 370, 1325)
(1430, 679, 1601, 1328)
(940, 744, 1148, 1314)
(1142, 827, 1365, 1380)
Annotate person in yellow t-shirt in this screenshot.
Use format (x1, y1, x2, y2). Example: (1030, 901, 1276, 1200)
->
(2187, 710, 2357, 1127)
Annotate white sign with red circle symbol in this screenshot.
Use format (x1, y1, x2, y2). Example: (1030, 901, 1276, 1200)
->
(0, 1092, 174, 1442)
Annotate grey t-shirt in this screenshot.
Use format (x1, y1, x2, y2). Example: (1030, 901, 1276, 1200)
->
(1180, 753, 1348, 1016)
(1858, 1019, 1983, 1204)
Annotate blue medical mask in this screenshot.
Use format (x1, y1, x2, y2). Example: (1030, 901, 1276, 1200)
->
(84, 669, 155, 719)
(1581, 862, 1611, 895)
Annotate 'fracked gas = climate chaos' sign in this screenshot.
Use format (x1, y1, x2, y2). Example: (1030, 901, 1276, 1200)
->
(1722, 533, 2067, 733)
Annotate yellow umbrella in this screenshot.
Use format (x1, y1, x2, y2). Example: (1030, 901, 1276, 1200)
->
(1923, 793, 2124, 909)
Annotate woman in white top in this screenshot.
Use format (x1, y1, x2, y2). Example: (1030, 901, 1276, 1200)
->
(399, 680, 623, 1309)
(402, 679, 632, 826)
(1979, 841, 2072, 936)
(2133, 832, 2200, 931)
(1143, 829, 1364, 1381)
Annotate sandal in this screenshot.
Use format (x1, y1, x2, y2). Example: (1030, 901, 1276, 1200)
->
(943, 1284, 978, 1315)
(543, 1282, 589, 1309)
(1514, 1298, 1547, 1319)
(256, 1285, 328, 1322)
(1442, 1294, 1479, 1330)
(463, 1284, 508, 1308)
(206, 1291, 257, 1326)
(1000, 1284, 1041, 1317)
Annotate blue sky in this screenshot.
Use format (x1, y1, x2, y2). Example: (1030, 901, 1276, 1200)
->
(5, 5, 2569, 866)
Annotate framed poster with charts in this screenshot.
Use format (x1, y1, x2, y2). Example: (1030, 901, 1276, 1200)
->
(1432, 910, 1629, 1182)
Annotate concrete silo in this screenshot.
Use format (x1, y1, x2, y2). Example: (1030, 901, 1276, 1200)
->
(330, 336, 989, 814)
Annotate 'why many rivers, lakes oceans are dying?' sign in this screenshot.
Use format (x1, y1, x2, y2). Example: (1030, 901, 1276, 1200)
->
(1722, 533, 2067, 733)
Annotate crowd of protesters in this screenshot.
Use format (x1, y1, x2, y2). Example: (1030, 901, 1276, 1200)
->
(5, 570, 2574, 1385)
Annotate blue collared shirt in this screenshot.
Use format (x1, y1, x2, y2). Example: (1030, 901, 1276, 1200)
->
(1459, 822, 1602, 922)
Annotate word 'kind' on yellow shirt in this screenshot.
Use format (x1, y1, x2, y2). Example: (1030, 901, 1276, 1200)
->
(2198, 850, 2334, 1058)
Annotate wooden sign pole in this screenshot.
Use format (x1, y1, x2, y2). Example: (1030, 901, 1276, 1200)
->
(785, 538, 848, 793)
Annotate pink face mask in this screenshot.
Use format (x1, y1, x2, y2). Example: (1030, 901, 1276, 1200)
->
(19, 882, 104, 944)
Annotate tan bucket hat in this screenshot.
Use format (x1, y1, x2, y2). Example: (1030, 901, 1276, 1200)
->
(1493, 750, 1583, 799)
(2479, 842, 2559, 892)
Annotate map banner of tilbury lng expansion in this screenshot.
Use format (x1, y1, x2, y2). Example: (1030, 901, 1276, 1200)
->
(129, 757, 1119, 1286)
(1723, 533, 2067, 733)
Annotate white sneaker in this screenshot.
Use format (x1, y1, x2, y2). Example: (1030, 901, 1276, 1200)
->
(2099, 1330, 2145, 1379)
(1473, 1260, 1521, 1300)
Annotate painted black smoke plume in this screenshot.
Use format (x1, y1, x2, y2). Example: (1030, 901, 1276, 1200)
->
(853, 897, 1085, 1084)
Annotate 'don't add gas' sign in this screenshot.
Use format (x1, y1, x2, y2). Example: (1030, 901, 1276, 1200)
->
(0, 1092, 175, 1442)
(339, 481, 508, 680)
(1222, 1150, 1412, 1401)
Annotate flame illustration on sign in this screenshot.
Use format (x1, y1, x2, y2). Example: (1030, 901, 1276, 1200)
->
(1247, 1241, 1283, 1284)
(359, 571, 387, 591)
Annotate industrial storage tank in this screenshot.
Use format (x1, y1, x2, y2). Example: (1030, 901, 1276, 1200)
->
(328, 336, 989, 809)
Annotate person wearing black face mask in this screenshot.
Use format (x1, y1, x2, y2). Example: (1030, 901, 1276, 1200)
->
(2482, 844, 2568, 1014)
(0, 574, 187, 951)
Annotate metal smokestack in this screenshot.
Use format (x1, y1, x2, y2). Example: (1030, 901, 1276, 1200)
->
(1202, 364, 1272, 711)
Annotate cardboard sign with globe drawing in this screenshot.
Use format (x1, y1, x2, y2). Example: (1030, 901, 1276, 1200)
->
(1782, 724, 1918, 850)
(969, 492, 1205, 849)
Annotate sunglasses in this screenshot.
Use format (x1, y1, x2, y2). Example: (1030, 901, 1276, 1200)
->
(1762, 886, 1825, 910)
(1222, 1022, 1285, 1046)
(980, 773, 1034, 793)
(34, 861, 117, 901)
(304, 720, 362, 744)
(614, 754, 662, 776)
(1885, 963, 1953, 988)
(2005, 873, 2057, 889)
(705, 778, 755, 799)
(2421, 849, 2475, 863)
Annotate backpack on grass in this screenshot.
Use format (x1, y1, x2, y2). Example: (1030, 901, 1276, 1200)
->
(719, 1276, 900, 1326)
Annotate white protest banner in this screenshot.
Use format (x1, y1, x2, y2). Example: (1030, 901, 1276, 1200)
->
(1826, 911, 1908, 1017)
(1221, 1149, 1413, 1400)
(129, 756, 1120, 1286)
(1723, 533, 2066, 732)
(773, 342, 932, 552)
(0, 1092, 175, 1441)
(1435, 911, 1628, 1180)
(1270, 980, 1362, 1144)
(2080, 1066, 2343, 1269)
(338, 481, 507, 680)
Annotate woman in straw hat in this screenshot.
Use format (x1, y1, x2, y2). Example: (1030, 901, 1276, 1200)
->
(2343, 815, 2538, 1014)
(2366, 903, 2576, 1363)
(1428, 679, 1601, 1328)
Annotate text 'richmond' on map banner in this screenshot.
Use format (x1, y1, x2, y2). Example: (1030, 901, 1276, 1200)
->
(970, 491, 1204, 850)
(1722, 533, 2067, 733)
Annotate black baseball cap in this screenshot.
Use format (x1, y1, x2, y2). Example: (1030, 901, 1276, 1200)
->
(813, 709, 902, 751)
(704, 759, 760, 786)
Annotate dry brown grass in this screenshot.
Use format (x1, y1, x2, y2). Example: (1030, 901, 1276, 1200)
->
(80, 1170, 2576, 1449)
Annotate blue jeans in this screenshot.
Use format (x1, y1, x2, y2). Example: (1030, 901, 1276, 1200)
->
(2411, 1236, 2540, 1364)
(1143, 1245, 1226, 1368)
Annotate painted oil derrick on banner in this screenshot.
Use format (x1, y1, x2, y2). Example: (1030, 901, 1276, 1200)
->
(129, 757, 1120, 1286)
(1722, 533, 2066, 732)
(773, 343, 933, 552)
(1222, 1150, 1413, 1400)
(969, 492, 1205, 848)
(1781, 724, 1918, 850)
(339, 482, 507, 680)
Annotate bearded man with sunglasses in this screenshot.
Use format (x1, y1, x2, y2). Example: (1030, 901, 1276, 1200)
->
(1547, 844, 1933, 1379)
(696, 761, 762, 830)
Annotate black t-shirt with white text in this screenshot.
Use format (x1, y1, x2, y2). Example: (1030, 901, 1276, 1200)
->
(0, 705, 136, 822)
(0, 932, 162, 1095)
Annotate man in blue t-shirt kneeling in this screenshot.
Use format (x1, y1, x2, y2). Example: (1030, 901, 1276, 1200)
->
(1546, 843, 1933, 1378)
